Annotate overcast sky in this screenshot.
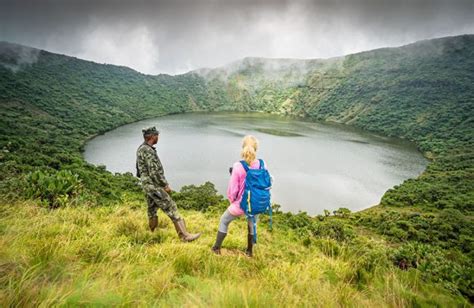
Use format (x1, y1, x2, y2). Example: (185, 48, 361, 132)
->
(1, 0, 473, 75)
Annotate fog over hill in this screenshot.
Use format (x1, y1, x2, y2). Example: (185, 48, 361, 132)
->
(2, 0, 474, 74)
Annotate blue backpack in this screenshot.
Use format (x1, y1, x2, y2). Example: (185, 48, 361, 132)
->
(240, 159, 272, 243)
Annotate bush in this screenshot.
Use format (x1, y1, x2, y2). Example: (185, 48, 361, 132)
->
(172, 181, 227, 212)
(281, 211, 314, 230)
(391, 242, 474, 299)
(333, 207, 351, 218)
(312, 220, 355, 242)
(25, 169, 82, 208)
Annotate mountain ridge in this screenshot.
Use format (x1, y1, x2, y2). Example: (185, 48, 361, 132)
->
(3, 33, 473, 77)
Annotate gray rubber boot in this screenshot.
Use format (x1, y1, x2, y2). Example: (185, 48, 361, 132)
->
(211, 231, 227, 255)
(172, 218, 201, 242)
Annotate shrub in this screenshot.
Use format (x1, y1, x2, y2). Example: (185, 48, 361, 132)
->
(391, 242, 474, 299)
(25, 169, 82, 208)
(312, 220, 355, 242)
(172, 181, 227, 212)
(333, 207, 351, 218)
(282, 211, 314, 230)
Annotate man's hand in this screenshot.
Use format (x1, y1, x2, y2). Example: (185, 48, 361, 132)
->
(164, 185, 172, 193)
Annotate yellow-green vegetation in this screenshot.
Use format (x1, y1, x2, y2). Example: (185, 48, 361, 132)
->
(0, 200, 469, 307)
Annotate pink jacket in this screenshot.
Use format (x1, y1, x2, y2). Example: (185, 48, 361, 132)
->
(227, 160, 263, 216)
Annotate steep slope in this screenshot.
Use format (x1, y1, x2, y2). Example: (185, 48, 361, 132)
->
(197, 35, 474, 154)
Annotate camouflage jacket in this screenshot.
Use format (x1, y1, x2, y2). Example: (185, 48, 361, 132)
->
(136, 142, 169, 193)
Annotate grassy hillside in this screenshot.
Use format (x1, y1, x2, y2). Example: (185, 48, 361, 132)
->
(0, 200, 468, 306)
(0, 35, 473, 305)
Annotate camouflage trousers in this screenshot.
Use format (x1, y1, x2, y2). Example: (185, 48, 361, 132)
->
(146, 188, 181, 221)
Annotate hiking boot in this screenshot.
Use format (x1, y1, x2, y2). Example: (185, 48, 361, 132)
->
(172, 218, 201, 242)
(211, 231, 227, 255)
(246, 233, 254, 257)
(246, 224, 254, 257)
(149, 216, 158, 232)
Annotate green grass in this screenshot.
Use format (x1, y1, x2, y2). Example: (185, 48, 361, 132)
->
(0, 201, 469, 307)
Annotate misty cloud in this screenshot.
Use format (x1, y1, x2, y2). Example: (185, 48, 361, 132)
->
(1, 0, 473, 75)
(0, 42, 40, 73)
(76, 23, 159, 74)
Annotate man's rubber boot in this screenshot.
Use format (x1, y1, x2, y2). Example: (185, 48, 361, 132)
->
(173, 218, 201, 242)
(149, 216, 158, 232)
(246, 225, 254, 257)
(211, 231, 227, 255)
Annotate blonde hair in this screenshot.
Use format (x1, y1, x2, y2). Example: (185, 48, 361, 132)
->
(240, 135, 259, 164)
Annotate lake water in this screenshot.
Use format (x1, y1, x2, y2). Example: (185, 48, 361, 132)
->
(83, 112, 427, 215)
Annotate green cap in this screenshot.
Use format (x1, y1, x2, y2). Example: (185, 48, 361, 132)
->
(142, 126, 160, 136)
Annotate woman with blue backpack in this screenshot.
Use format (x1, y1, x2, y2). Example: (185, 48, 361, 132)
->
(211, 135, 272, 257)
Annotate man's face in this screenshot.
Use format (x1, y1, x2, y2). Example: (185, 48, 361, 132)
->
(153, 134, 159, 145)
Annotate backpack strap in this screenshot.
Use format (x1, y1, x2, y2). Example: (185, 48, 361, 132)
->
(240, 160, 250, 172)
(241, 159, 265, 171)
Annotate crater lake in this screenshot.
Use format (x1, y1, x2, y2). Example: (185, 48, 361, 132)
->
(84, 112, 428, 215)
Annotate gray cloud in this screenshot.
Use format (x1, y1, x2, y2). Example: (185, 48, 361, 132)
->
(1, 0, 473, 75)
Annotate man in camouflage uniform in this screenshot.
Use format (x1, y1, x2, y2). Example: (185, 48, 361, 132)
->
(136, 126, 200, 242)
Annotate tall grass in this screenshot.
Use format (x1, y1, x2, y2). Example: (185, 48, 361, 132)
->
(0, 201, 468, 307)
